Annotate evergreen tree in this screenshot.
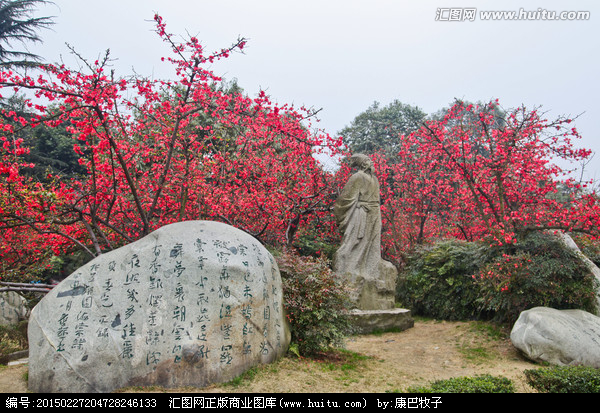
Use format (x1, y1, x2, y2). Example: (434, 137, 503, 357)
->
(339, 100, 426, 157)
(0, 0, 53, 67)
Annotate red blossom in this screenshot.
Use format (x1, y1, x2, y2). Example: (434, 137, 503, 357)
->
(0, 15, 344, 276)
(376, 100, 600, 266)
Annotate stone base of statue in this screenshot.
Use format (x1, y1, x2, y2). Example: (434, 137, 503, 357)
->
(348, 308, 414, 334)
(343, 259, 397, 310)
(337, 259, 414, 334)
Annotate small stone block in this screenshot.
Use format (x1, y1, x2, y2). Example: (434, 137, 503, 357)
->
(348, 308, 414, 334)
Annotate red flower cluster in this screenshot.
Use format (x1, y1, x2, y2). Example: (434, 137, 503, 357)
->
(375, 100, 600, 266)
(0, 15, 344, 277)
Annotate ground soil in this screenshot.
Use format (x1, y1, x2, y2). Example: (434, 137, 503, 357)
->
(0, 319, 540, 393)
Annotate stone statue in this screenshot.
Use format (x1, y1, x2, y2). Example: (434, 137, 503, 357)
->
(333, 154, 414, 333)
(333, 153, 382, 277)
(332, 154, 413, 333)
(332, 153, 396, 311)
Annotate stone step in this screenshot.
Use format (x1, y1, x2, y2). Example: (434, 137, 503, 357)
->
(8, 357, 28, 366)
(349, 308, 414, 334)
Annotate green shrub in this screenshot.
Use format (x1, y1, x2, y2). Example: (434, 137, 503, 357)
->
(291, 222, 339, 261)
(408, 374, 514, 393)
(397, 239, 491, 320)
(475, 232, 599, 323)
(398, 232, 598, 324)
(276, 249, 353, 356)
(524, 365, 600, 393)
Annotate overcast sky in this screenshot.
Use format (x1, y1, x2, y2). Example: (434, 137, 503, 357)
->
(29, 0, 600, 180)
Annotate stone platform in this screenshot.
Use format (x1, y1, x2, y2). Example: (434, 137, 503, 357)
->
(348, 308, 414, 334)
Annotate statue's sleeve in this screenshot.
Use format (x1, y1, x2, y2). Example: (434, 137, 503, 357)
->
(334, 173, 362, 231)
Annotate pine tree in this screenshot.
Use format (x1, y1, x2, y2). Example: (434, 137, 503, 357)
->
(0, 0, 53, 67)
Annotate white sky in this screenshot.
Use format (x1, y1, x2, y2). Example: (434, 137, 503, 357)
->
(28, 0, 600, 181)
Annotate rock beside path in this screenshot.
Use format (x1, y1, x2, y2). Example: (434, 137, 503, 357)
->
(28, 220, 290, 393)
(510, 306, 600, 368)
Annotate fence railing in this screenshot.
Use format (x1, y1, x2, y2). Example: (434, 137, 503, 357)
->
(0, 281, 55, 294)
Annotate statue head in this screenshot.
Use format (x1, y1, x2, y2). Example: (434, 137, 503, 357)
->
(350, 153, 374, 173)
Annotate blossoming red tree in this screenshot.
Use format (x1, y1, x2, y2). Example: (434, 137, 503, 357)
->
(378, 100, 600, 266)
(0, 15, 343, 281)
(1, 16, 599, 286)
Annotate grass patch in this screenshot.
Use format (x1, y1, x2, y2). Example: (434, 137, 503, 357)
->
(221, 349, 371, 389)
(316, 348, 371, 371)
(459, 346, 493, 363)
(453, 321, 508, 365)
(314, 349, 370, 386)
(225, 366, 261, 388)
(467, 321, 508, 341)
(408, 374, 514, 393)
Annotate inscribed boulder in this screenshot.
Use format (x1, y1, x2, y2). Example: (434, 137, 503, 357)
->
(28, 220, 290, 392)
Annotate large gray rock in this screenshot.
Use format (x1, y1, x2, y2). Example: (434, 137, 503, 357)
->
(28, 221, 290, 393)
(0, 291, 29, 325)
(510, 306, 600, 368)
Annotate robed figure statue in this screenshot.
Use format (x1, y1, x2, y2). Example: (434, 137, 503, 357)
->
(332, 153, 413, 332)
(333, 153, 382, 279)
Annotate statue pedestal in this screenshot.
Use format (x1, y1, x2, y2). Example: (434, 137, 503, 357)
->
(349, 308, 414, 334)
(339, 259, 414, 334)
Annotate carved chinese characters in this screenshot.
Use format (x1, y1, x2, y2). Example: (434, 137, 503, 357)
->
(28, 221, 290, 393)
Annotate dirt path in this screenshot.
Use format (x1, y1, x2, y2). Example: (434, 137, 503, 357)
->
(193, 319, 537, 393)
(343, 319, 536, 393)
(0, 320, 539, 393)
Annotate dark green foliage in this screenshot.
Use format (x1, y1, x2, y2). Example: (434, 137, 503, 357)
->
(1, 95, 85, 181)
(397, 239, 491, 320)
(22, 123, 86, 180)
(524, 366, 600, 393)
(0, 0, 54, 67)
(398, 232, 599, 324)
(40, 249, 91, 282)
(476, 232, 599, 323)
(339, 100, 426, 157)
(408, 374, 514, 393)
(571, 233, 600, 267)
(291, 225, 339, 261)
(276, 249, 354, 356)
